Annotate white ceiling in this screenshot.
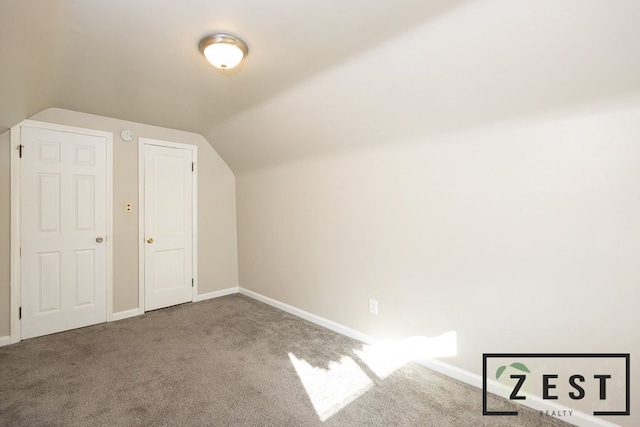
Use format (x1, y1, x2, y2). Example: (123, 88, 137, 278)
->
(1, 0, 640, 171)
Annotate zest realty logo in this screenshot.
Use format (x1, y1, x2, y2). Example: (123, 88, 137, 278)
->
(482, 353, 630, 417)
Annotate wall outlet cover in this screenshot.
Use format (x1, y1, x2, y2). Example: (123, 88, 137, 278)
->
(369, 298, 379, 315)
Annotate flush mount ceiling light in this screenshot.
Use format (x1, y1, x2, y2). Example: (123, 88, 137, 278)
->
(199, 33, 248, 70)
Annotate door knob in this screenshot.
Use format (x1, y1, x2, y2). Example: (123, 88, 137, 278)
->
(147, 237, 154, 244)
(96, 237, 104, 243)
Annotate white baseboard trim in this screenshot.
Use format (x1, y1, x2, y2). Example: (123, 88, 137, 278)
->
(418, 358, 483, 389)
(239, 287, 372, 344)
(110, 287, 240, 321)
(111, 308, 142, 322)
(239, 287, 616, 427)
(0, 335, 11, 347)
(196, 287, 239, 302)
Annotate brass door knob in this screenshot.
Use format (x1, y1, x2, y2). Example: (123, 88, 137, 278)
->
(146, 237, 154, 244)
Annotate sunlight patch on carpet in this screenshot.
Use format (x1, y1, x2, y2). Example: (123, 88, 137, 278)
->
(288, 353, 373, 422)
(355, 331, 457, 379)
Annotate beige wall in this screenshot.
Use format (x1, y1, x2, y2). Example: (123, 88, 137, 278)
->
(0, 108, 238, 335)
(237, 102, 640, 425)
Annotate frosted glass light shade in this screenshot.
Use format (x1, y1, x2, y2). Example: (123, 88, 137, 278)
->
(199, 34, 248, 70)
(202, 43, 244, 69)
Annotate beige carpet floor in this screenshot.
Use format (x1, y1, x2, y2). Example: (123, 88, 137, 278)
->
(0, 294, 569, 426)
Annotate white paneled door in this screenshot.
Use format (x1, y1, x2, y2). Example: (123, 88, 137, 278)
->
(20, 126, 108, 339)
(143, 143, 194, 311)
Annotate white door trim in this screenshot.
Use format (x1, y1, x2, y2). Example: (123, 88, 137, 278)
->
(138, 137, 198, 313)
(10, 119, 114, 343)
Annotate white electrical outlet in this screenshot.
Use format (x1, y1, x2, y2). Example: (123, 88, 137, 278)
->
(369, 298, 378, 315)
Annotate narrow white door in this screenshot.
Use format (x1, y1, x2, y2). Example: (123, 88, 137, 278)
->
(144, 144, 194, 311)
(21, 126, 108, 339)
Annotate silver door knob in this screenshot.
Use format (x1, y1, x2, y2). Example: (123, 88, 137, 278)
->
(96, 237, 104, 243)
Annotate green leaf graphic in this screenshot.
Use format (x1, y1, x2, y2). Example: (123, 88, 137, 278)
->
(510, 362, 530, 373)
(495, 365, 507, 379)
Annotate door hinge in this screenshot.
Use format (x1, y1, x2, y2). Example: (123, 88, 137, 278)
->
(192, 278, 194, 287)
(17, 144, 24, 158)
(19, 307, 22, 319)
(192, 162, 195, 172)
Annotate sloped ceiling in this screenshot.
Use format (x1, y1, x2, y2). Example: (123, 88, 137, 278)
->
(1, 0, 640, 172)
